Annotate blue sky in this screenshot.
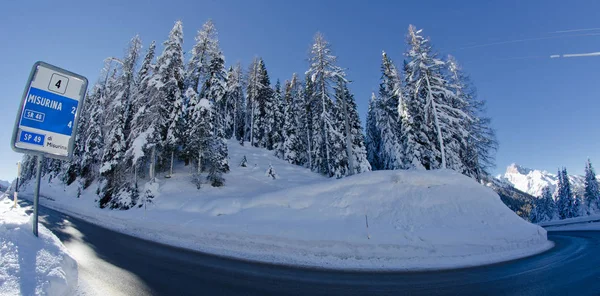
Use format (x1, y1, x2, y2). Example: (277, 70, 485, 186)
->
(1, 0, 599, 181)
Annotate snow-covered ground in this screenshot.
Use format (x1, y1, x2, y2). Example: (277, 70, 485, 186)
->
(538, 214, 600, 227)
(19, 140, 552, 271)
(0, 194, 77, 296)
(545, 222, 600, 232)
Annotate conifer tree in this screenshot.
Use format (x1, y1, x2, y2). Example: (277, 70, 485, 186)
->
(126, 40, 156, 182)
(530, 186, 557, 222)
(147, 21, 185, 177)
(80, 84, 104, 188)
(334, 77, 371, 174)
(403, 25, 467, 171)
(227, 64, 245, 142)
(99, 35, 142, 209)
(376, 52, 403, 170)
(446, 55, 497, 180)
(186, 20, 218, 92)
(272, 80, 286, 158)
(365, 93, 383, 170)
(224, 66, 241, 139)
(583, 159, 600, 215)
(184, 88, 212, 188)
(199, 50, 230, 185)
(556, 168, 576, 219)
(298, 75, 314, 168)
(245, 58, 272, 148)
(306, 32, 346, 177)
(281, 75, 305, 165)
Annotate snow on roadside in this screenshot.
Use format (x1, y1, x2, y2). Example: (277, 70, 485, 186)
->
(545, 222, 600, 232)
(0, 195, 77, 296)
(18, 140, 552, 271)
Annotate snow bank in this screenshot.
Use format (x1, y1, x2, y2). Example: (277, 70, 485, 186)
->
(538, 214, 600, 227)
(19, 140, 552, 271)
(0, 195, 77, 296)
(546, 222, 600, 231)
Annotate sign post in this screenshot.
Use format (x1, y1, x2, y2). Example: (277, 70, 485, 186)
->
(11, 61, 88, 237)
(13, 161, 21, 208)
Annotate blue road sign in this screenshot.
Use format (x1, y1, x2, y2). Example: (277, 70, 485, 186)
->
(12, 62, 88, 160)
(19, 130, 45, 146)
(19, 87, 79, 136)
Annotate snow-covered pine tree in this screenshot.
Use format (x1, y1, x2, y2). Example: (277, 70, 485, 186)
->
(98, 35, 142, 209)
(223, 66, 239, 139)
(227, 63, 245, 142)
(185, 19, 218, 93)
(272, 80, 286, 158)
(376, 52, 403, 170)
(584, 159, 600, 215)
(306, 32, 347, 177)
(125, 40, 156, 183)
(184, 88, 213, 188)
(80, 84, 104, 188)
(446, 55, 497, 180)
(529, 197, 542, 223)
(556, 168, 576, 219)
(122, 36, 143, 143)
(245, 58, 259, 145)
(365, 93, 382, 170)
(334, 77, 371, 175)
(298, 75, 314, 168)
(147, 21, 186, 177)
(542, 186, 558, 221)
(574, 194, 584, 216)
(63, 88, 92, 186)
(198, 49, 230, 185)
(245, 58, 273, 148)
(530, 186, 556, 222)
(403, 25, 468, 171)
(281, 74, 305, 165)
(201, 50, 227, 137)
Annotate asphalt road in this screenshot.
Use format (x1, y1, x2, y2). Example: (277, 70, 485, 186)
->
(19, 200, 600, 296)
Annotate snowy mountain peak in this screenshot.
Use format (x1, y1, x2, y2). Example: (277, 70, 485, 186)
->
(499, 163, 594, 198)
(506, 163, 532, 175)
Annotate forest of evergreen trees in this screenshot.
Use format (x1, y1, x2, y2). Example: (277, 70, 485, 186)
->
(529, 159, 600, 222)
(18, 21, 498, 210)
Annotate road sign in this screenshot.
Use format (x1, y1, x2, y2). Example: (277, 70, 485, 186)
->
(11, 62, 88, 237)
(11, 61, 88, 160)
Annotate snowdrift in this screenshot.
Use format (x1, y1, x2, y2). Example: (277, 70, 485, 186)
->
(0, 195, 78, 296)
(21, 145, 551, 270)
(161, 169, 551, 270)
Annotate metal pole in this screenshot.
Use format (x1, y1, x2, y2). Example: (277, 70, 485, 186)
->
(13, 162, 21, 208)
(33, 155, 43, 237)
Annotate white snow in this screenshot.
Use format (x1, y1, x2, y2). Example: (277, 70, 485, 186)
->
(18, 140, 552, 271)
(545, 222, 600, 231)
(0, 195, 77, 296)
(538, 214, 600, 227)
(129, 127, 154, 163)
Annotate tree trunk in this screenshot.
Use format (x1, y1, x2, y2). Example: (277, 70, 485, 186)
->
(341, 93, 355, 175)
(149, 146, 156, 181)
(198, 149, 202, 175)
(169, 151, 174, 176)
(425, 75, 446, 169)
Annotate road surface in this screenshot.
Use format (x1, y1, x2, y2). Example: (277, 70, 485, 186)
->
(19, 200, 600, 296)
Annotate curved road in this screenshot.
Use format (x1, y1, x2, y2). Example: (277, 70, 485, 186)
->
(21, 200, 600, 296)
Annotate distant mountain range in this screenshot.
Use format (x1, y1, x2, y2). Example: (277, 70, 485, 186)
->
(497, 163, 598, 198)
